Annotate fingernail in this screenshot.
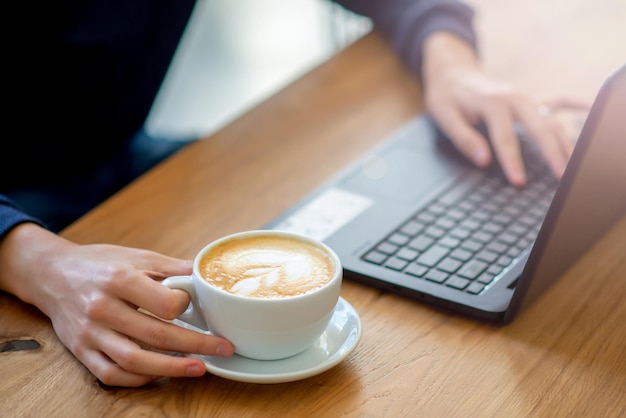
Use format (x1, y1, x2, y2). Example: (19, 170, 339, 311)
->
(186, 363, 204, 376)
(510, 171, 526, 187)
(216, 343, 233, 357)
(473, 149, 489, 167)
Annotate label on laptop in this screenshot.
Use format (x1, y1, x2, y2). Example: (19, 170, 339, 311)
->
(272, 187, 373, 241)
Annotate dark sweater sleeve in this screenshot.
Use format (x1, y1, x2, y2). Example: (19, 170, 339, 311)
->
(333, 0, 477, 79)
(0, 195, 45, 240)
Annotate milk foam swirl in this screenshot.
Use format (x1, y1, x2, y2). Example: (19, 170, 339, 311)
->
(200, 236, 333, 298)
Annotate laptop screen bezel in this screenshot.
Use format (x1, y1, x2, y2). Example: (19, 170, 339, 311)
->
(503, 64, 626, 323)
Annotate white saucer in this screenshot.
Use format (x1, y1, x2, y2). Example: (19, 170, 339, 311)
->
(173, 297, 362, 384)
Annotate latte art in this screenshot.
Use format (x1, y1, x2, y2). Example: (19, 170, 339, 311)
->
(199, 236, 334, 298)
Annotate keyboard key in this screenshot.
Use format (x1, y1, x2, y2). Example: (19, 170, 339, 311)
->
(520, 188, 540, 200)
(388, 232, 410, 246)
(472, 231, 494, 243)
(497, 232, 519, 245)
(449, 227, 471, 240)
(446, 276, 470, 290)
(437, 178, 476, 206)
(427, 203, 447, 215)
(507, 246, 522, 258)
(486, 265, 503, 276)
(477, 272, 495, 284)
(518, 214, 538, 226)
(416, 212, 436, 224)
(471, 210, 491, 222)
(493, 213, 513, 225)
(476, 249, 499, 263)
(446, 209, 466, 221)
(377, 241, 399, 255)
(425, 269, 449, 283)
(482, 222, 503, 235)
(385, 257, 409, 271)
(499, 185, 518, 197)
(405, 263, 428, 277)
(363, 251, 388, 265)
(396, 247, 419, 261)
(491, 194, 509, 206)
(457, 259, 488, 280)
(485, 241, 508, 254)
(507, 224, 528, 236)
(416, 245, 450, 267)
(460, 239, 483, 253)
(435, 217, 456, 230)
(466, 282, 485, 294)
(529, 206, 548, 218)
(526, 229, 540, 241)
(458, 201, 476, 212)
(400, 220, 426, 236)
(467, 192, 486, 204)
(459, 219, 481, 231)
(408, 235, 434, 252)
(425, 225, 446, 239)
(450, 248, 473, 262)
(480, 202, 500, 213)
(503, 206, 522, 217)
(512, 195, 533, 208)
(437, 257, 463, 273)
(438, 236, 461, 248)
(496, 255, 513, 267)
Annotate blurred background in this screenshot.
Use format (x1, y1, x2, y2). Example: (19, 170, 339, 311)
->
(146, 0, 626, 142)
(146, 0, 370, 141)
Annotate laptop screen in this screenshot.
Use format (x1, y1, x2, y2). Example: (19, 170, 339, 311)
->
(505, 64, 626, 322)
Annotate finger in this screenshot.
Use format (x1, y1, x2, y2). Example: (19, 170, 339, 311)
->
(81, 347, 157, 387)
(514, 101, 573, 178)
(428, 106, 492, 168)
(102, 263, 193, 320)
(481, 101, 527, 186)
(541, 97, 592, 112)
(131, 248, 193, 279)
(100, 330, 209, 379)
(81, 330, 209, 387)
(99, 296, 234, 356)
(555, 119, 576, 156)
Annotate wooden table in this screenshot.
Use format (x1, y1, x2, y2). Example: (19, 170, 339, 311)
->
(2, 1, 625, 416)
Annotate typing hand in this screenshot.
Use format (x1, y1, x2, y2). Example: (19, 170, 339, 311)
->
(421, 32, 590, 186)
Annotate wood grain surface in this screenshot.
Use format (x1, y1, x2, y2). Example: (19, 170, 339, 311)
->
(2, 1, 625, 416)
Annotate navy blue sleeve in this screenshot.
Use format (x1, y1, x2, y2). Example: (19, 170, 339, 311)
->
(333, 0, 477, 79)
(0, 195, 45, 240)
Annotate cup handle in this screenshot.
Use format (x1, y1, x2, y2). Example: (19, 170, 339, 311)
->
(161, 276, 209, 331)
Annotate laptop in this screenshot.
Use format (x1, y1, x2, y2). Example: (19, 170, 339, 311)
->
(265, 64, 626, 324)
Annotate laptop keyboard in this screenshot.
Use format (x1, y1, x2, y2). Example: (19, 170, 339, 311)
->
(361, 154, 558, 295)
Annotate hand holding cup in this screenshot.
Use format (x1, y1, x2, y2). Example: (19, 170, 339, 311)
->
(163, 230, 342, 360)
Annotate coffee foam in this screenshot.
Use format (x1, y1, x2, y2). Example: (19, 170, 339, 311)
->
(199, 236, 334, 298)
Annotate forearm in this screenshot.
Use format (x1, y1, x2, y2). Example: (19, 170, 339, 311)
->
(0, 194, 50, 301)
(0, 222, 74, 311)
(421, 31, 480, 91)
(333, 0, 477, 78)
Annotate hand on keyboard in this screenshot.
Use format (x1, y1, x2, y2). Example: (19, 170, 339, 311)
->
(420, 32, 590, 187)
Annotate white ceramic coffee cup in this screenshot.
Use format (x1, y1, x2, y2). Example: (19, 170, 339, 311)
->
(162, 230, 342, 360)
